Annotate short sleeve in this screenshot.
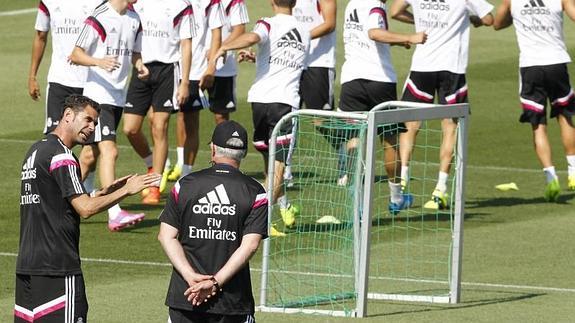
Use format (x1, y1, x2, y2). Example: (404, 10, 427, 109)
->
(252, 18, 270, 44)
(227, 0, 249, 27)
(175, 2, 196, 39)
(368, 7, 388, 30)
(242, 189, 268, 239)
(76, 16, 104, 51)
(207, 0, 225, 30)
(50, 152, 86, 198)
(35, 1, 50, 32)
(467, 0, 494, 18)
(159, 181, 182, 229)
(134, 21, 143, 53)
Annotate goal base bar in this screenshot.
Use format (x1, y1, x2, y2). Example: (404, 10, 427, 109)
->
(367, 293, 451, 304)
(258, 306, 357, 317)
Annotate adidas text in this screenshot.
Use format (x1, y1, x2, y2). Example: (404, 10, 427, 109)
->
(521, 7, 550, 15)
(192, 203, 236, 215)
(420, 2, 450, 11)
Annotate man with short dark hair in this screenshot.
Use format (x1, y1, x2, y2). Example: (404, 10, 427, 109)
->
(15, 94, 160, 322)
(158, 120, 268, 323)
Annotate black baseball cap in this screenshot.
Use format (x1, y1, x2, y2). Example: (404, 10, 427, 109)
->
(211, 120, 248, 150)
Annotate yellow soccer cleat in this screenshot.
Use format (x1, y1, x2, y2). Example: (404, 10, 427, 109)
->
(159, 168, 170, 193)
(544, 179, 560, 202)
(423, 189, 449, 210)
(279, 204, 300, 228)
(167, 165, 182, 182)
(568, 176, 575, 191)
(270, 225, 286, 237)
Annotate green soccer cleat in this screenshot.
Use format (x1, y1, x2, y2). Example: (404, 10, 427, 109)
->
(544, 179, 560, 202)
(279, 204, 300, 228)
(568, 176, 575, 191)
(167, 165, 182, 182)
(423, 189, 449, 210)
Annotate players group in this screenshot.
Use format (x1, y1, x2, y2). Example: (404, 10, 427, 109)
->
(28, 0, 575, 233)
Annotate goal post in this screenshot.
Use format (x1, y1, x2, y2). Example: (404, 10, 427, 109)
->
(259, 102, 470, 318)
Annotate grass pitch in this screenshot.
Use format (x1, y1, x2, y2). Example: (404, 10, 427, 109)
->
(1, 0, 575, 321)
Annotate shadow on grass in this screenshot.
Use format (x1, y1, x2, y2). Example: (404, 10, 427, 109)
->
(468, 193, 575, 208)
(367, 289, 545, 318)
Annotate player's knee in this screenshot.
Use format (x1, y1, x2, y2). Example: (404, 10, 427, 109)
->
(123, 124, 139, 138)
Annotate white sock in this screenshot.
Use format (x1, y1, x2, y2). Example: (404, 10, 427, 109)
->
(176, 147, 184, 166)
(182, 164, 192, 177)
(108, 204, 122, 220)
(435, 171, 449, 193)
(389, 182, 403, 204)
(164, 157, 172, 171)
(543, 166, 558, 183)
(400, 166, 409, 184)
(143, 154, 153, 169)
(567, 155, 575, 177)
(278, 195, 289, 209)
(83, 171, 96, 193)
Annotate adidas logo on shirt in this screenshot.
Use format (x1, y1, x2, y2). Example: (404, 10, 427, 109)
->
(21, 150, 37, 180)
(420, 0, 450, 11)
(110, 27, 117, 33)
(277, 28, 306, 51)
(345, 9, 362, 31)
(521, 0, 550, 15)
(192, 184, 237, 215)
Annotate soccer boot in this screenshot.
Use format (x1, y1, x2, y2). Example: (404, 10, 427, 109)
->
(279, 204, 300, 228)
(568, 176, 575, 191)
(142, 187, 161, 205)
(141, 167, 155, 198)
(159, 168, 170, 193)
(423, 189, 449, 210)
(337, 174, 349, 186)
(388, 193, 414, 215)
(270, 225, 286, 237)
(108, 210, 145, 232)
(167, 164, 182, 181)
(544, 179, 560, 202)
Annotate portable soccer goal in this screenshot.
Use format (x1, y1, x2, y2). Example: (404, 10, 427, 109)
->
(259, 101, 470, 318)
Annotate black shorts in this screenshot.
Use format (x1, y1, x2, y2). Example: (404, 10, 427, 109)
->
(180, 81, 207, 112)
(251, 102, 294, 162)
(339, 79, 403, 138)
(402, 71, 468, 104)
(87, 104, 123, 143)
(208, 76, 236, 114)
(299, 67, 335, 110)
(15, 274, 88, 323)
(519, 63, 575, 125)
(168, 308, 255, 323)
(125, 62, 178, 115)
(45, 82, 83, 134)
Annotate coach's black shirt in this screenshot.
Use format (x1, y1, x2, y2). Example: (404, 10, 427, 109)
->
(160, 163, 268, 315)
(16, 134, 86, 276)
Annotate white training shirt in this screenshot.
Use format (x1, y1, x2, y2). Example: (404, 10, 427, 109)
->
(511, 0, 570, 67)
(215, 0, 250, 77)
(340, 0, 397, 84)
(293, 0, 336, 68)
(247, 14, 310, 108)
(131, 0, 196, 64)
(34, 0, 102, 88)
(188, 0, 224, 80)
(406, 0, 493, 74)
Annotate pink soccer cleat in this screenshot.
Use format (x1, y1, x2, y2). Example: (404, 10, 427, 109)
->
(107, 210, 145, 232)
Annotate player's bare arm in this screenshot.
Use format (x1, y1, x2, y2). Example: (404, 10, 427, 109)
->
(186, 233, 263, 305)
(70, 46, 121, 72)
(470, 12, 494, 27)
(69, 172, 160, 219)
(200, 27, 223, 90)
(132, 52, 149, 80)
(177, 38, 192, 106)
(158, 223, 213, 291)
(390, 0, 415, 24)
(310, 0, 336, 39)
(368, 29, 427, 48)
(28, 30, 48, 101)
(215, 32, 261, 63)
(493, 0, 513, 30)
(563, 0, 575, 21)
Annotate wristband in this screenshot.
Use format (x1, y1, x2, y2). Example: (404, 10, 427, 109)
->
(210, 277, 222, 291)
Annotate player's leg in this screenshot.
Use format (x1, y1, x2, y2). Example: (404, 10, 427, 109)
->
(519, 66, 559, 201)
(399, 72, 435, 191)
(169, 111, 186, 181)
(558, 114, 575, 190)
(44, 82, 83, 134)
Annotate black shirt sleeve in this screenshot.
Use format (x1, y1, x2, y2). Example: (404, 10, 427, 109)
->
(50, 152, 86, 198)
(159, 183, 181, 229)
(243, 186, 268, 239)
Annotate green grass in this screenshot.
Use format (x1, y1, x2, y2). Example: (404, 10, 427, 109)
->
(1, 1, 575, 322)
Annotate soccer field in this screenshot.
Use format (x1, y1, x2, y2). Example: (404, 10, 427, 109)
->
(1, 0, 575, 321)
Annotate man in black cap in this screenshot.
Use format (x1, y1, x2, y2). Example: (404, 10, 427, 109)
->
(158, 120, 268, 323)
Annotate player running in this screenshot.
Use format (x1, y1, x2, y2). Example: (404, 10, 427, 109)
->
(494, 0, 575, 201)
(390, 0, 494, 210)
